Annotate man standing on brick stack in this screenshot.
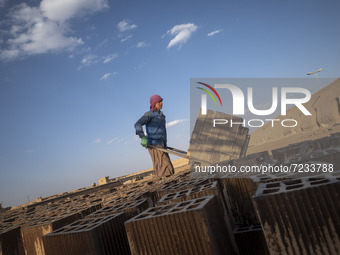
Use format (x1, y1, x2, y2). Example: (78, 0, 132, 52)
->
(134, 95, 174, 177)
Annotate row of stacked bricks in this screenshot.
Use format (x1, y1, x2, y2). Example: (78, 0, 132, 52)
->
(2, 133, 340, 255)
(263, 134, 340, 254)
(216, 150, 293, 255)
(40, 173, 218, 255)
(0, 180, 128, 254)
(125, 195, 232, 255)
(124, 177, 239, 255)
(218, 168, 338, 255)
(0, 162, 321, 255)
(215, 134, 340, 255)
(0, 187, 113, 255)
(39, 173, 242, 255)
(40, 170, 192, 254)
(123, 168, 285, 254)
(272, 132, 340, 168)
(0, 169, 191, 254)
(219, 171, 275, 255)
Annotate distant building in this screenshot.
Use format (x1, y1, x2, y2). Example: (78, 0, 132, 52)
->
(98, 176, 110, 185)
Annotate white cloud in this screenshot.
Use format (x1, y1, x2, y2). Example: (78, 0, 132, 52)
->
(166, 119, 188, 128)
(103, 53, 117, 64)
(40, 0, 108, 22)
(99, 73, 112, 80)
(79, 53, 117, 69)
(93, 138, 101, 143)
(167, 23, 198, 49)
(117, 20, 137, 32)
(136, 41, 147, 48)
(207, 29, 223, 37)
(99, 71, 117, 80)
(79, 54, 99, 68)
(1, 49, 20, 60)
(120, 35, 132, 42)
(106, 137, 120, 144)
(0, 0, 108, 61)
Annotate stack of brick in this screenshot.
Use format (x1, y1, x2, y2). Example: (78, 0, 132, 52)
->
(220, 151, 271, 168)
(42, 213, 130, 255)
(233, 224, 270, 255)
(272, 133, 340, 163)
(156, 177, 214, 200)
(21, 211, 83, 254)
(156, 181, 222, 206)
(217, 170, 296, 254)
(272, 141, 311, 163)
(284, 146, 340, 169)
(87, 198, 151, 219)
(0, 225, 25, 255)
(218, 172, 295, 227)
(253, 173, 340, 254)
(37, 170, 193, 254)
(155, 181, 238, 253)
(190, 110, 249, 169)
(219, 176, 263, 226)
(125, 195, 236, 255)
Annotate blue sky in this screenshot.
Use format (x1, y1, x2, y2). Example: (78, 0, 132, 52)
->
(1, 0, 339, 207)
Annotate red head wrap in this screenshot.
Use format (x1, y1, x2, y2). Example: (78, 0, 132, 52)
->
(150, 95, 163, 112)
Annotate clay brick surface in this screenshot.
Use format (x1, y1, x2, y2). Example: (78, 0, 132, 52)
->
(125, 195, 236, 255)
(42, 213, 130, 255)
(253, 174, 340, 255)
(21, 212, 82, 255)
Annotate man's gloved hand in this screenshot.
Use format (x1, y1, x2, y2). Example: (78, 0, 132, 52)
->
(141, 136, 148, 148)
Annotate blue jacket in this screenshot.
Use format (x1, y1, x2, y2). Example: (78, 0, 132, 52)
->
(134, 110, 167, 146)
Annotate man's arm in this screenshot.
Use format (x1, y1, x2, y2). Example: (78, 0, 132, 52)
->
(134, 112, 151, 138)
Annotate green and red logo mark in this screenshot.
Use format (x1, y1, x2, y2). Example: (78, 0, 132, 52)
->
(196, 82, 222, 107)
